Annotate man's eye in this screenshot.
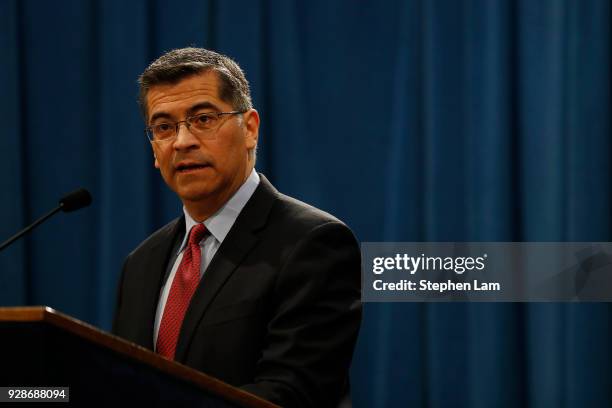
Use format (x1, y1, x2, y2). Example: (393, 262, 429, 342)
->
(195, 115, 212, 125)
(155, 123, 173, 133)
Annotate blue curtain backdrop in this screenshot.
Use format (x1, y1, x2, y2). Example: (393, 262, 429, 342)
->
(1, 0, 611, 407)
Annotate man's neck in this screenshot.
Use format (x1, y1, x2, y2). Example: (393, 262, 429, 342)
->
(183, 167, 253, 222)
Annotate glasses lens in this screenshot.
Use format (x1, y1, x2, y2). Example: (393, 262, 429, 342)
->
(190, 113, 219, 133)
(151, 123, 176, 142)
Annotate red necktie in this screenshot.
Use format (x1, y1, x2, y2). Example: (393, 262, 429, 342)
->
(156, 223, 207, 359)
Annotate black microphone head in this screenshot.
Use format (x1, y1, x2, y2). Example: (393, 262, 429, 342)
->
(59, 188, 92, 212)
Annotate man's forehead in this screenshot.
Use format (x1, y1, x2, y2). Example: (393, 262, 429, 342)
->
(146, 71, 223, 115)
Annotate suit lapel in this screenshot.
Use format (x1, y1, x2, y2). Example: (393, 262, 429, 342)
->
(137, 217, 185, 349)
(174, 175, 278, 362)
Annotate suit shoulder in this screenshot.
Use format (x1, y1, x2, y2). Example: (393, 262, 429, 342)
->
(127, 217, 183, 258)
(272, 192, 348, 233)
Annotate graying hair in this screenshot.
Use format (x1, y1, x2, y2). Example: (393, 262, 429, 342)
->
(138, 47, 253, 121)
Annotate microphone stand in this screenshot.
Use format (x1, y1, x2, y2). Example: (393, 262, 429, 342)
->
(0, 205, 62, 252)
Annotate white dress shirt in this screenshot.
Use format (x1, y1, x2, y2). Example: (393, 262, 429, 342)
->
(153, 169, 260, 347)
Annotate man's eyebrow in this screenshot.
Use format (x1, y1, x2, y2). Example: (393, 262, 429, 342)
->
(149, 111, 173, 124)
(187, 102, 221, 116)
(149, 102, 221, 124)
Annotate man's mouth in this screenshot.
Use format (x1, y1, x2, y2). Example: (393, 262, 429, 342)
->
(175, 162, 210, 173)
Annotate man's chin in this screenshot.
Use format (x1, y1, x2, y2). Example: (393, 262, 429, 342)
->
(177, 188, 214, 203)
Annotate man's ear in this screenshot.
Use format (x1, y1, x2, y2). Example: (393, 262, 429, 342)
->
(152, 145, 160, 168)
(243, 109, 260, 150)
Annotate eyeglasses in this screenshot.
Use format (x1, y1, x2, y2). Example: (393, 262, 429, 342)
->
(145, 111, 245, 143)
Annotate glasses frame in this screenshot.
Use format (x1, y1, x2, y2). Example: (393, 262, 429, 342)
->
(144, 110, 245, 143)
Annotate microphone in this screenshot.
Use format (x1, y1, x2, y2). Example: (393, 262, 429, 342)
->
(0, 188, 92, 252)
(59, 188, 92, 212)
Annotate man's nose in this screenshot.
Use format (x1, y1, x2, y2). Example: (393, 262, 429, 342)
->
(173, 122, 199, 149)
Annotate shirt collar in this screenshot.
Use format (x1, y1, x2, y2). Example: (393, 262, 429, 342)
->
(177, 169, 260, 254)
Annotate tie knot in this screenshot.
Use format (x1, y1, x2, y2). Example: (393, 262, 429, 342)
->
(188, 223, 207, 246)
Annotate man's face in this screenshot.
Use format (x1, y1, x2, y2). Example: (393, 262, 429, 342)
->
(146, 71, 259, 210)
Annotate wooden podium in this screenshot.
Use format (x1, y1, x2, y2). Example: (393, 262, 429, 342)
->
(0, 306, 279, 407)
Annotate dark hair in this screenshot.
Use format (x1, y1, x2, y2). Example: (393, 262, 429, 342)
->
(138, 47, 253, 121)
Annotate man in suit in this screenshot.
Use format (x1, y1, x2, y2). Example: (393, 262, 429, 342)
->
(112, 47, 362, 408)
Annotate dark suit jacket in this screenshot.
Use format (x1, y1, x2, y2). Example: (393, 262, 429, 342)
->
(112, 174, 362, 408)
